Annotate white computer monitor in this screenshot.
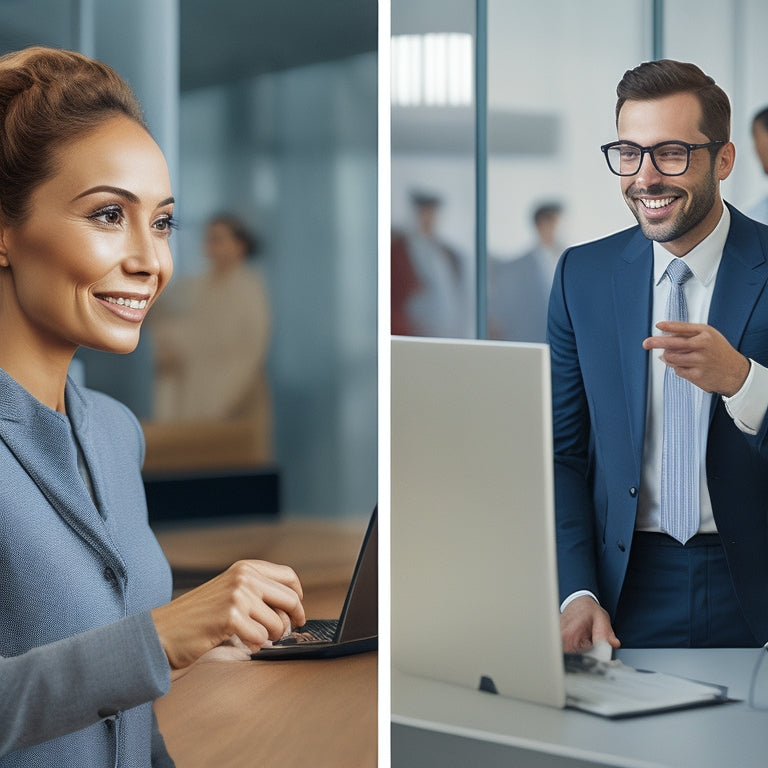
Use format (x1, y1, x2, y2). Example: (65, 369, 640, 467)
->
(390, 336, 565, 708)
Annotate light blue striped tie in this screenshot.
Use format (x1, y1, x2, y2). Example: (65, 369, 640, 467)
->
(660, 258, 699, 544)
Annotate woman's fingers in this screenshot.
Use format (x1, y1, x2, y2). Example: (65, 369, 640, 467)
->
(151, 559, 305, 670)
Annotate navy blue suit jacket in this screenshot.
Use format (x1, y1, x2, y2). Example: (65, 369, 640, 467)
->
(548, 203, 768, 643)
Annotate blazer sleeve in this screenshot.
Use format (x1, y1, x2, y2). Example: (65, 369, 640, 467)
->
(547, 250, 601, 602)
(0, 611, 170, 756)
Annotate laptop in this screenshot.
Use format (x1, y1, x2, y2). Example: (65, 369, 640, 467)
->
(391, 337, 728, 718)
(253, 507, 378, 660)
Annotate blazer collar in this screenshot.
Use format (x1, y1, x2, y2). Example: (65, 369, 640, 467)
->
(611, 203, 768, 439)
(706, 203, 768, 419)
(708, 202, 768, 344)
(613, 228, 654, 468)
(0, 369, 127, 575)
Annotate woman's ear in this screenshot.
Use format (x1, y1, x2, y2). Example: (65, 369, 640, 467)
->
(0, 223, 11, 268)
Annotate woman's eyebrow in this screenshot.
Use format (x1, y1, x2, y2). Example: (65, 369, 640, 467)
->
(71, 185, 175, 208)
(72, 184, 139, 203)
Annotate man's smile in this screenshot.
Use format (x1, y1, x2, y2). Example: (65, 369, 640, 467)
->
(639, 196, 677, 209)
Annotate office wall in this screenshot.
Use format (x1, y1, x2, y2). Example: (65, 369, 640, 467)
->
(486, 0, 648, 256)
(662, 0, 768, 214)
(393, 0, 768, 339)
(487, 0, 768, 261)
(0, 4, 377, 521)
(176, 54, 378, 519)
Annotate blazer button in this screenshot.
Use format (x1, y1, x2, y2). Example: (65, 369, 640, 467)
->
(103, 567, 118, 587)
(629, 486, 638, 497)
(617, 540, 626, 552)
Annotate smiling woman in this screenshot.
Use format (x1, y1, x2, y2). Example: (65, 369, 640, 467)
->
(0, 47, 306, 767)
(0, 116, 176, 385)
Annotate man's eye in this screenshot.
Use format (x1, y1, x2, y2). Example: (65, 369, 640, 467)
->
(662, 150, 686, 160)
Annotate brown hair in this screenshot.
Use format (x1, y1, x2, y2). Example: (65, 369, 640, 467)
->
(615, 59, 731, 143)
(207, 213, 261, 258)
(753, 105, 768, 133)
(0, 46, 146, 225)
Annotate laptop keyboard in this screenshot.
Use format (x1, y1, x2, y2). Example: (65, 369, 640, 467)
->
(563, 653, 726, 715)
(272, 618, 338, 646)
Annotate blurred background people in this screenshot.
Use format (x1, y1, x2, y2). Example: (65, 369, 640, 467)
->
(487, 201, 563, 342)
(391, 190, 471, 338)
(749, 106, 768, 224)
(150, 213, 273, 459)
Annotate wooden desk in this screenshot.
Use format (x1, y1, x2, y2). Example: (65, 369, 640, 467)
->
(153, 516, 378, 768)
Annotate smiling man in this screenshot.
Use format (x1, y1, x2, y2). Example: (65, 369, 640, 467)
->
(549, 59, 768, 651)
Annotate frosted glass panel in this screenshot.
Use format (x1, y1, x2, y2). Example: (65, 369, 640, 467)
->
(664, 0, 768, 216)
(391, 0, 477, 339)
(485, 0, 647, 342)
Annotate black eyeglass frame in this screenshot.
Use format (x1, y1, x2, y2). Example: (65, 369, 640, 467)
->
(599, 139, 726, 177)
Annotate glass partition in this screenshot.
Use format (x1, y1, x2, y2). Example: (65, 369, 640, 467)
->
(663, 0, 768, 218)
(0, 2, 378, 520)
(485, 0, 649, 342)
(393, 0, 768, 344)
(391, 0, 477, 339)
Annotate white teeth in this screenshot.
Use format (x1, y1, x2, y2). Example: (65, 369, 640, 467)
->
(641, 197, 675, 209)
(105, 296, 147, 309)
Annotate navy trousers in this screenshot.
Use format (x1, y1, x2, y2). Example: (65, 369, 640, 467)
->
(612, 532, 758, 648)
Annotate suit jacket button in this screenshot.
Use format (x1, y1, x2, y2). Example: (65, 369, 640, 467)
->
(617, 540, 626, 552)
(629, 486, 638, 497)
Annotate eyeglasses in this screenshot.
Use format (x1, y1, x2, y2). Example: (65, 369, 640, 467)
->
(600, 139, 726, 176)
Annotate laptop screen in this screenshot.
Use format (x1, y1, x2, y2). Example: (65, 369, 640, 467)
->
(338, 507, 378, 641)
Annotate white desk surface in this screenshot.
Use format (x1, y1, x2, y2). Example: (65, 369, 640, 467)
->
(392, 649, 768, 768)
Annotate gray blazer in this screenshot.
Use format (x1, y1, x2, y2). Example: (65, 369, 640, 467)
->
(0, 368, 174, 766)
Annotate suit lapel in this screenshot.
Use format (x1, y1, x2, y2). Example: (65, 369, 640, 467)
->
(707, 207, 768, 418)
(609, 207, 768, 449)
(0, 370, 125, 574)
(613, 231, 654, 471)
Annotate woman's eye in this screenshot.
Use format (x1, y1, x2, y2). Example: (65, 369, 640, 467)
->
(90, 206, 123, 226)
(154, 214, 178, 234)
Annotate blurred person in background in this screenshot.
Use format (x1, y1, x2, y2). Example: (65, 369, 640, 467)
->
(748, 106, 768, 224)
(488, 201, 563, 342)
(391, 190, 470, 338)
(151, 213, 273, 459)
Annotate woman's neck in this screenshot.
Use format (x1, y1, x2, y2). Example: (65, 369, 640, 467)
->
(0, 341, 72, 413)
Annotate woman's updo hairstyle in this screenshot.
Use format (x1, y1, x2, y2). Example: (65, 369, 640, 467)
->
(0, 46, 146, 225)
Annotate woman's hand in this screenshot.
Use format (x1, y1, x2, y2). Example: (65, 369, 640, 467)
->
(151, 560, 305, 675)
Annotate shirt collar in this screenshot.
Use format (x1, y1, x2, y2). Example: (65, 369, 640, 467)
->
(653, 204, 730, 287)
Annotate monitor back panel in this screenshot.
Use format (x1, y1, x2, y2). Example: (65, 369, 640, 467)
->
(391, 337, 566, 708)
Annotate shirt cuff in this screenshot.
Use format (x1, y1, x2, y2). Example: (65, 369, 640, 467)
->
(722, 359, 768, 436)
(560, 590, 599, 614)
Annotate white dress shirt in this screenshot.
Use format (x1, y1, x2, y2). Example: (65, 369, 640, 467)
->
(561, 204, 768, 611)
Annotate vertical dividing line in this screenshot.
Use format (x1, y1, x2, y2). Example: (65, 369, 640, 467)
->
(475, 0, 488, 340)
(71, 0, 95, 57)
(652, 0, 664, 60)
